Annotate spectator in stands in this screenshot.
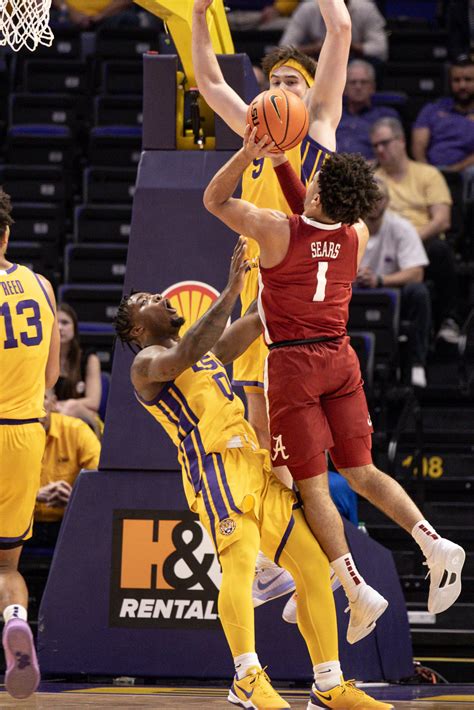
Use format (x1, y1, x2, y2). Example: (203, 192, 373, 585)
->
(357, 177, 431, 388)
(371, 117, 460, 345)
(51, 0, 137, 29)
(412, 56, 474, 197)
(446, 0, 474, 60)
(336, 60, 400, 159)
(279, 0, 388, 64)
(34, 389, 101, 546)
(55, 303, 102, 435)
(37, 390, 100, 512)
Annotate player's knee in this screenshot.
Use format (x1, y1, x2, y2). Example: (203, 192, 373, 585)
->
(339, 463, 378, 492)
(220, 542, 256, 580)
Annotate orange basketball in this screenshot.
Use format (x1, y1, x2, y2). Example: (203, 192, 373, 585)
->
(246, 88, 309, 152)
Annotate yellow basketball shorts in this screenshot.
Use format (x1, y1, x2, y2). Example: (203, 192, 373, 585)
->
(232, 263, 268, 393)
(195, 446, 297, 559)
(0, 422, 45, 546)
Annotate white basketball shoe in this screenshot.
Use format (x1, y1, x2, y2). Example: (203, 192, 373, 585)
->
(282, 568, 341, 624)
(424, 538, 466, 614)
(345, 584, 388, 644)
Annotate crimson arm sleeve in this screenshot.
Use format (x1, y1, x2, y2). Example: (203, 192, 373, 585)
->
(274, 161, 307, 215)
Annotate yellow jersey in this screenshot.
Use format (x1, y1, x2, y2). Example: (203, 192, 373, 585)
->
(0, 264, 55, 420)
(136, 352, 259, 511)
(241, 134, 332, 260)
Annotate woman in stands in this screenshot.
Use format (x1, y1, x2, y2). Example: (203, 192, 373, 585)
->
(55, 303, 102, 436)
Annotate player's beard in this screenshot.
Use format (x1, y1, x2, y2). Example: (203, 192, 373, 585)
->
(171, 315, 185, 328)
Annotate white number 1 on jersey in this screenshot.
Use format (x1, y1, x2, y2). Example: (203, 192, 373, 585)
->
(313, 261, 329, 302)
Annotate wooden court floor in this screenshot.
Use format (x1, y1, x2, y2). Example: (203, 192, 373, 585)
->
(1, 685, 474, 709)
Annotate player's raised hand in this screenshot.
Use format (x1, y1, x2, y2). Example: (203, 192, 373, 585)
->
(243, 125, 276, 161)
(227, 236, 248, 295)
(194, 0, 214, 14)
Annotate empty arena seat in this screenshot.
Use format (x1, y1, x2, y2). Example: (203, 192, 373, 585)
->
(73, 204, 132, 243)
(13, 202, 65, 243)
(95, 27, 159, 59)
(388, 30, 448, 62)
(78, 321, 115, 372)
(348, 331, 376, 391)
(83, 167, 136, 203)
(9, 93, 81, 130)
(6, 125, 74, 168)
(64, 243, 127, 284)
(23, 59, 89, 94)
(101, 60, 143, 94)
(5, 241, 54, 277)
(58, 284, 123, 323)
(382, 62, 445, 97)
(94, 94, 143, 126)
(0, 164, 67, 203)
(348, 289, 400, 376)
(88, 126, 142, 166)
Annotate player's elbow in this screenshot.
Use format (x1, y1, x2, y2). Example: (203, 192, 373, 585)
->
(328, 15, 351, 37)
(203, 187, 219, 215)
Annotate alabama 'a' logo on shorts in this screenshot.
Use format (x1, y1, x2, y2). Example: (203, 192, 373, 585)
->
(162, 281, 220, 335)
(272, 434, 289, 461)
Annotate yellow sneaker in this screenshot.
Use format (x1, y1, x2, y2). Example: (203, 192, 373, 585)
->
(228, 666, 290, 709)
(308, 680, 394, 709)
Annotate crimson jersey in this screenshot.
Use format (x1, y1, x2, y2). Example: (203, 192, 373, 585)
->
(258, 215, 359, 344)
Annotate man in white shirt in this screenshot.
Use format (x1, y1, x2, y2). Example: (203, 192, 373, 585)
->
(356, 178, 431, 387)
(280, 0, 388, 63)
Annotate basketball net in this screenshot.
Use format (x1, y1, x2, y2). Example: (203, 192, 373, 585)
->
(0, 0, 54, 52)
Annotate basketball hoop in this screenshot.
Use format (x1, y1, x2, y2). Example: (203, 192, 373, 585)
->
(0, 0, 54, 52)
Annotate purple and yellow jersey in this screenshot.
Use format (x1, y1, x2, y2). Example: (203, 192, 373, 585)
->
(241, 134, 332, 261)
(136, 352, 259, 512)
(0, 264, 55, 419)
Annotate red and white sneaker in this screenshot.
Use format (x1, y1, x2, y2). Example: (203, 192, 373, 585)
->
(425, 538, 465, 614)
(345, 583, 388, 644)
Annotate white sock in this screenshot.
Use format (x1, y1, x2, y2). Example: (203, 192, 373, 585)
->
(412, 519, 440, 558)
(3, 604, 27, 624)
(314, 660, 342, 692)
(234, 652, 261, 679)
(331, 554, 365, 602)
(256, 550, 275, 570)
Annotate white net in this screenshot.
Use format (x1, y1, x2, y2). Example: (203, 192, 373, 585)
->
(0, 0, 54, 52)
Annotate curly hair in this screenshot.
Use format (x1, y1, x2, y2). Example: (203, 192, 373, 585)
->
(0, 187, 14, 240)
(114, 293, 138, 351)
(261, 46, 317, 80)
(318, 153, 381, 225)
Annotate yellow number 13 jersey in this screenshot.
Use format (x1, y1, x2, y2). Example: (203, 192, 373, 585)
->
(0, 264, 55, 420)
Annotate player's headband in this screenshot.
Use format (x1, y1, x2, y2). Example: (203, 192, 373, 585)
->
(269, 59, 315, 88)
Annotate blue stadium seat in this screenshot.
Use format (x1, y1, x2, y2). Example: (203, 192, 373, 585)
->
(88, 126, 142, 166)
(7, 125, 74, 168)
(83, 167, 136, 203)
(101, 60, 142, 94)
(94, 94, 143, 127)
(59, 284, 123, 323)
(12, 202, 65, 243)
(73, 204, 132, 243)
(0, 164, 67, 203)
(23, 59, 89, 94)
(64, 243, 127, 284)
(9, 93, 82, 131)
(79, 321, 115, 373)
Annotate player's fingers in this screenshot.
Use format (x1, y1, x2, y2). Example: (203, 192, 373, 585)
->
(249, 126, 258, 143)
(244, 124, 252, 141)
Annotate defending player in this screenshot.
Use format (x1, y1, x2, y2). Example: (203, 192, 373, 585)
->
(113, 239, 393, 710)
(203, 128, 466, 642)
(0, 188, 60, 699)
(193, 0, 350, 607)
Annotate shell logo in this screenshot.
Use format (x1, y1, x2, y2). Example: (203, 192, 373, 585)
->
(161, 280, 220, 336)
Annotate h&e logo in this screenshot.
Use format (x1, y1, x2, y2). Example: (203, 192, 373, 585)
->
(110, 510, 221, 629)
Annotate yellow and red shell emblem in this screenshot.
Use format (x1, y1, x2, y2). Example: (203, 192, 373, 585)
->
(161, 281, 220, 336)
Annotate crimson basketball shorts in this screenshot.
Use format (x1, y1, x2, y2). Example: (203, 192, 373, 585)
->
(265, 337, 373, 480)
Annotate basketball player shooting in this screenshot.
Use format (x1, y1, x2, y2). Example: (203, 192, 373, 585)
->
(192, 0, 352, 612)
(113, 239, 394, 710)
(203, 128, 466, 645)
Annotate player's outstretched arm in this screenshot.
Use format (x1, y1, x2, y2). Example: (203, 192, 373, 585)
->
(37, 274, 60, 389)
(192, 0, 248, 137)
(212, 300, 263, 365)
(204, 127, 290, 264)
(354, 220, 370, 268)
(306, 0, 351, 150)
(131, 239, 248, 387)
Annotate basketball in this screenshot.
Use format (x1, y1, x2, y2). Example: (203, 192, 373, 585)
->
(246, 88, 309, 152)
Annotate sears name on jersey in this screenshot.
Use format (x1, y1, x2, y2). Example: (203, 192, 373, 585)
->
(311, 241, 341, 259)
